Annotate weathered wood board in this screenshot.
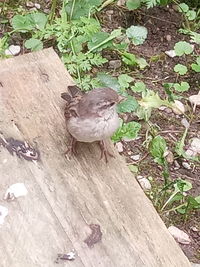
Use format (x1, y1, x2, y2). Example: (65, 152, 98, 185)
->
(0, 48, 191, 267)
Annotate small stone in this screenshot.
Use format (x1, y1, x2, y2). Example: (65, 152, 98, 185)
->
(44, 8, 50, 13)
(115, 142, 123, 153)
(185, 138, 200, 157)
(109, 60, 122, 69)
(165, 34, 172, 42)
(181, 118, 190, 128)
(34, 3, 41, 9)
(117, 0, 126, 6)
(137, 176, 151, 191)
(26, 1, 34, 7)
(168, 226, 191, 245)
(29, 7, 37, 11)
(174, 160, 180, 170)
(5, 45, 21, 56)
(165, 151, 174, 164)
(191, 263, 200, 267)
(189, 93, 200, 106)
(106, 10, 114, 15)
(182, 162, 191, 170)
(165, 50, 176, 58)
(131, 154, 140, 161)
(159, 106, 167, 111)
(172, 100, 185, 115)
(165, 107, 172, 114)
(190, 226, 198, 232)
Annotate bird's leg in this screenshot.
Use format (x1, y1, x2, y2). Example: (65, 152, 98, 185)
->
(65, 134, 78, 157)
(98, 140, 115, 163)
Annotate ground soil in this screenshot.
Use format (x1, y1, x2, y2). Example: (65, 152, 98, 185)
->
(101, 4, 200, 263)
(0, 2, 200, 263)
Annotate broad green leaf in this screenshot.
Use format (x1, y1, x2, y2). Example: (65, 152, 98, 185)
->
(11, 14, 34, 32)
(174, 64, 188, 75)
(139, 91, 166, 109)
(131, 81, 146, 93)
(25, 38, 43, 51)
(97, 73, 120, 91)
(87, 32, 112, 51)
(137, 57, 148, 69)
(174, 41, 193, 56)
(117, 95, 138, 113)
(150, 136, 167, 165)
(126, 0, 141, 10)
(65, 0, 102, 19)
(118, 74, 133, 89)
(126, 26, 148, 45)
(191, 64, 200, 72)
(112, 121, 141, 142)
(174, 82, 190, 92)
(186, 10, 197, 21)
(178, 3, 189, 13)
(121, 52, 137, 66)
(28, 13, 47, 30)
(174, 179, 192, 193)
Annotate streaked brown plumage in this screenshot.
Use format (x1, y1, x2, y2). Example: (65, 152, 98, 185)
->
(61, 85, 123, 162)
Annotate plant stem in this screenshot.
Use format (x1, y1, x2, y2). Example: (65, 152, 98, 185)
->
(70, 0, 76, 21)
(49, 0, 58, 24)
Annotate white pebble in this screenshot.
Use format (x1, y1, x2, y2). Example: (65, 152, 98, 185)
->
(115, 142, 123, 153)
(4, 183, 28, 200)
(168, 226, 191, 245)
(5, 45, 21, 56)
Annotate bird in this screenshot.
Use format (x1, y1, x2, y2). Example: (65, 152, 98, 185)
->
(61, 85, 124, 162)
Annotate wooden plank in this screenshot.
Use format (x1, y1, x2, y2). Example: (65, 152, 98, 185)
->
(0, 48, 191, 267)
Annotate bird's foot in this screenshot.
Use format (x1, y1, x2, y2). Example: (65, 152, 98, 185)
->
(64, 135, 78, 159)
(98, 140, 115, 163)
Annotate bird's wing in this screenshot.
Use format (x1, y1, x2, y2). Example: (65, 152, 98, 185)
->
(61, 85, 83, 120)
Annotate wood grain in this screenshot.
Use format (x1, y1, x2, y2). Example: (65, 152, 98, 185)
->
(0, 48, 191, 267)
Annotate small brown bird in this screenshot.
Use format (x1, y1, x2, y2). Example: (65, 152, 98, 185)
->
(61, 85, 124, 162)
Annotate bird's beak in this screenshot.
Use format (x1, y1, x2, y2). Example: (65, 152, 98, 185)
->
(118, 95, 126, 103)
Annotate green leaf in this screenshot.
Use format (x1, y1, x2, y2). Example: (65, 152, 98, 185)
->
(97, 73, 120, 91)
(117, 95, 139, 113)
(131, 81, 147, 93)
(186, 10, 197, 21)
(174, 82, 190, 92)
(139, 90, 167, 109)
(25, 38, 43, 51)
(121, 52, 137, 66)
(174, 64, 188, 75)
(11, 13, 47, 32)
(11, 14, 34, 32)
(191, 58, 200, 72)
(126, 26, 148, 45)
(87, 32, 112, 51)
(112, 121, 141, 142)
(126, 0, 141, 10)
(118, 74, 133, 89)
(174, 179, 192, 193)
(178, 3, 189, 13)
(65, 0, 102, 19)
(174, 41, 193, 56)
(191, 64, 200, 72)
(28, 13, 47, 30)
(150, 136, 167, 165)
(137, 57, 148, 69)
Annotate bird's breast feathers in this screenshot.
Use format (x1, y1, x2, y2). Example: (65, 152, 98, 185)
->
(67, 112, 120, 142)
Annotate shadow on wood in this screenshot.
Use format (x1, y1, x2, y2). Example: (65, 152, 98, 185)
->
(0, 48, 191, 267)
